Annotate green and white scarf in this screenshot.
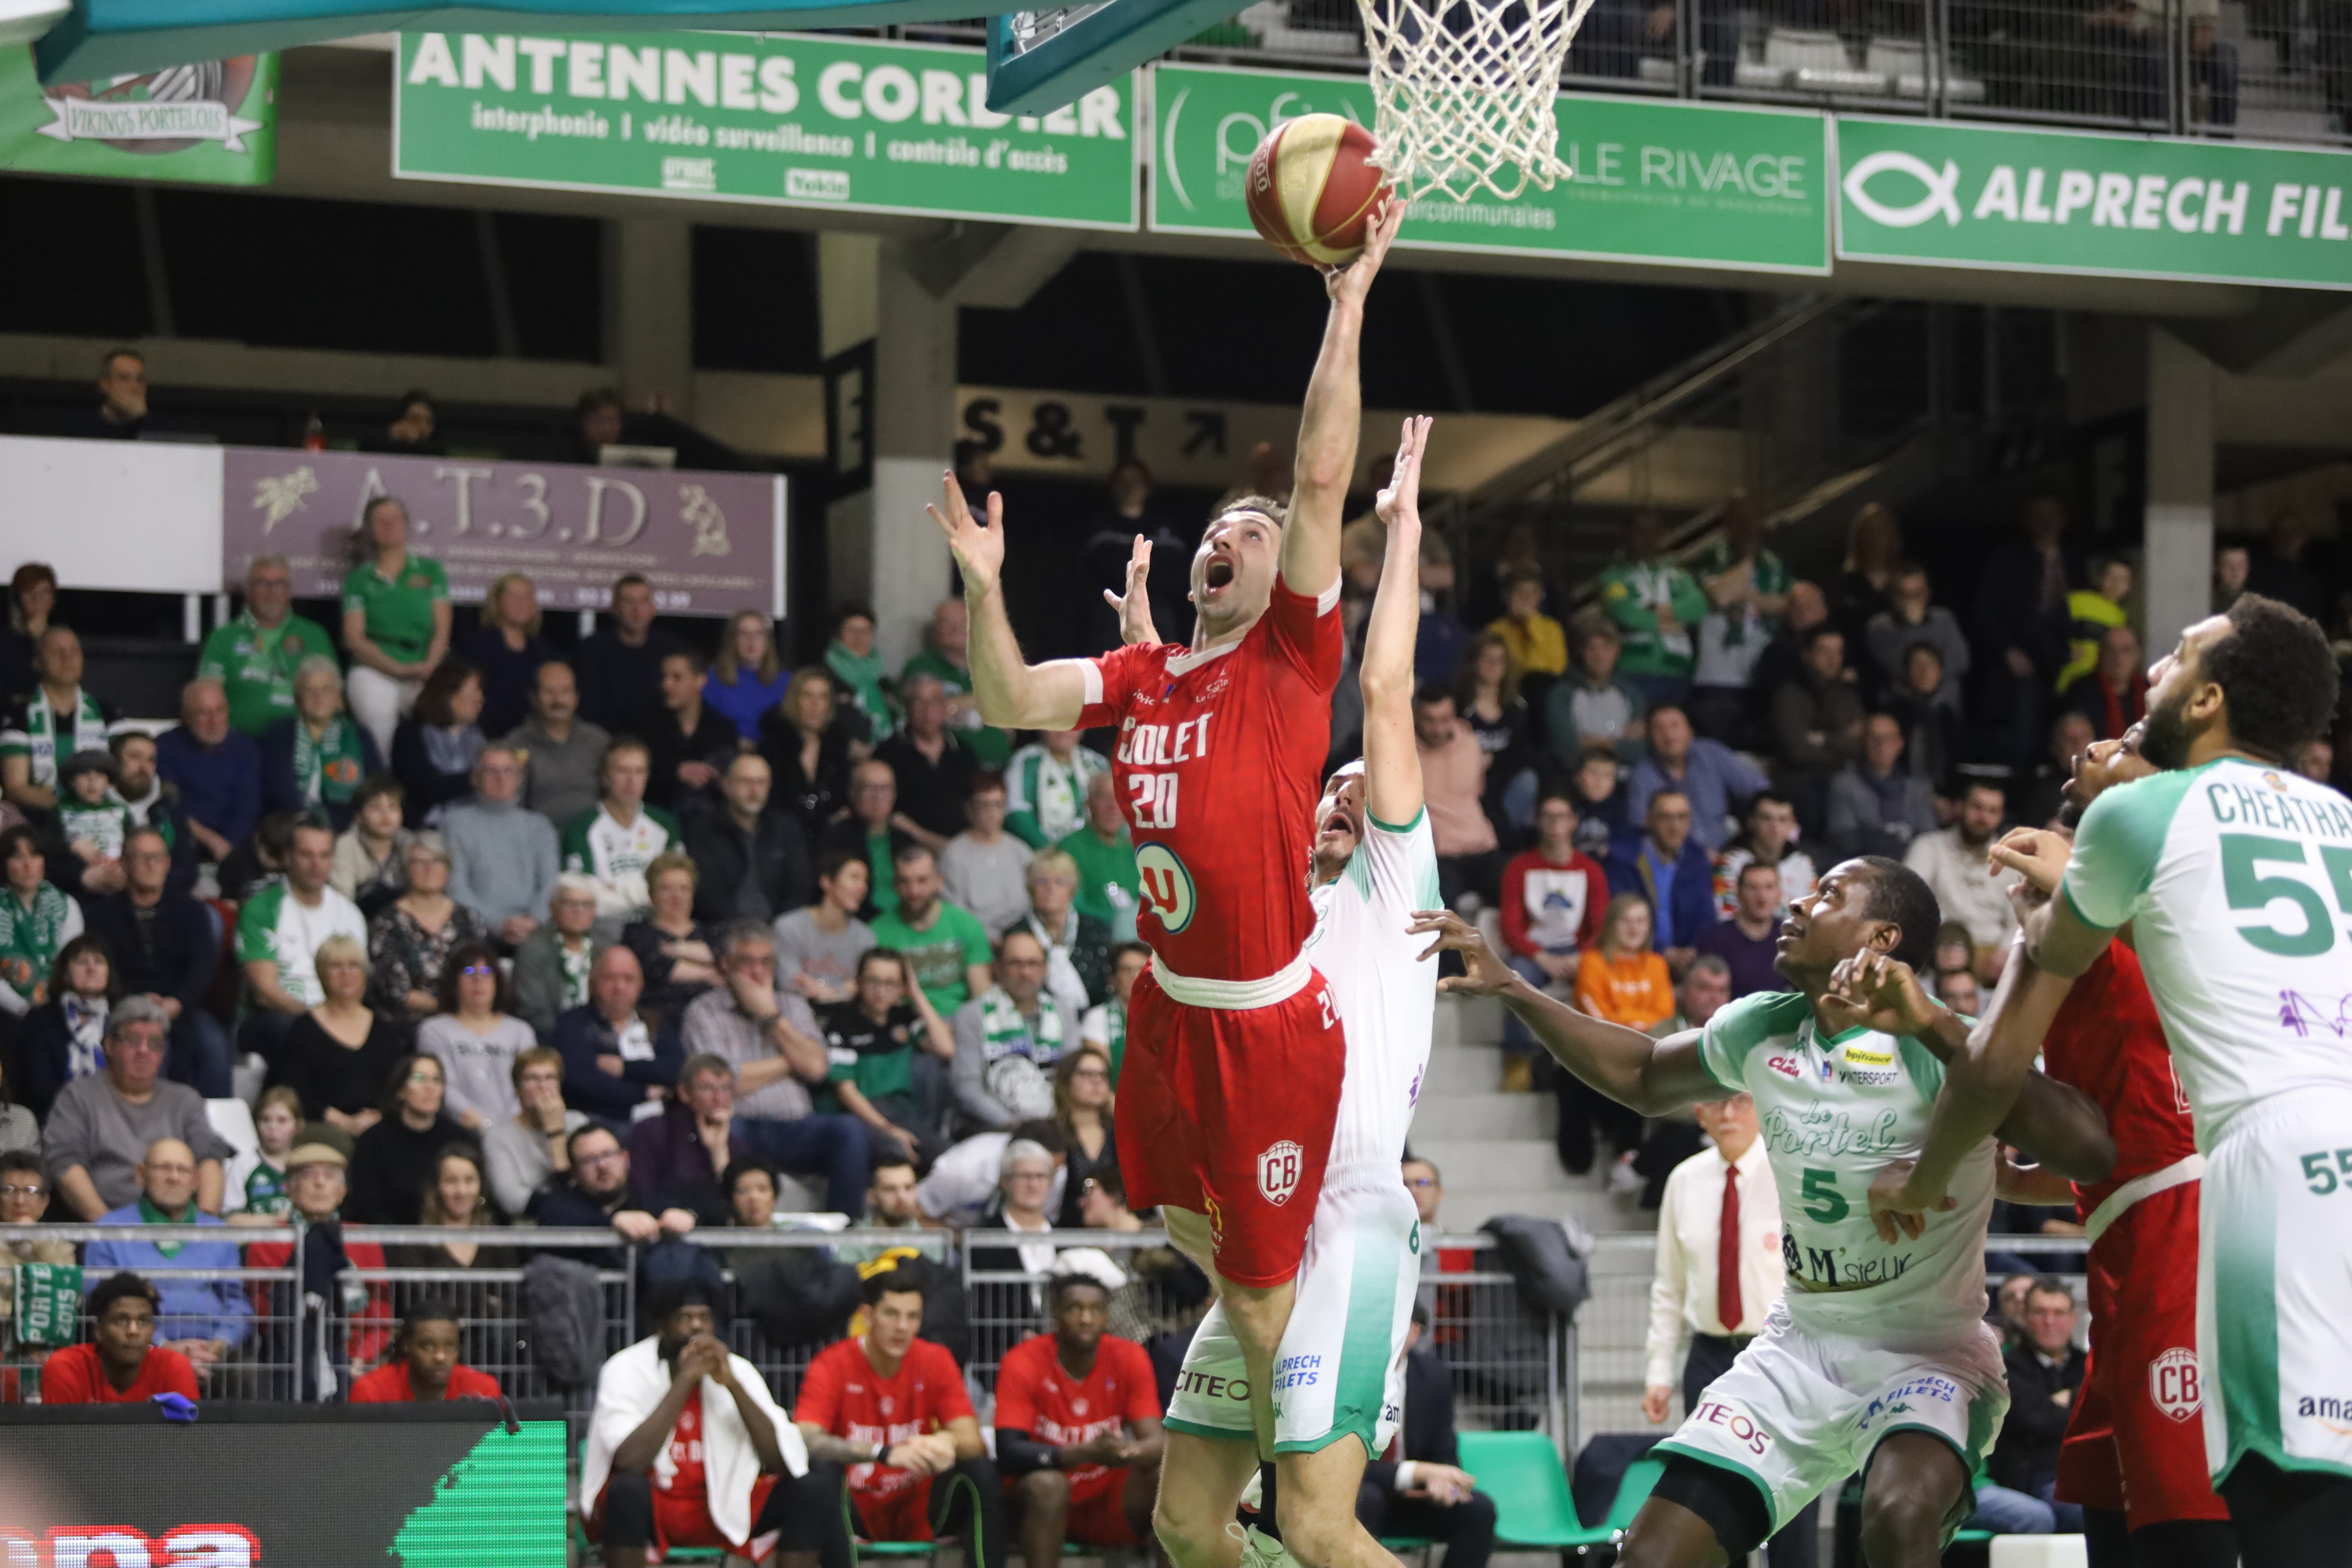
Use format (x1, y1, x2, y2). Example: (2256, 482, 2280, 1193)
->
(1104, 1001, 1127, 1085)
(294, 717, 368, 808)
(0, 883, 72, 1004)
(560, 937, 596, 1009)
(12, 1262, 82, 1349)
(8, 688, 109, 788)
(826, 640, 895, 741)
(977, 985, 1064, 1121)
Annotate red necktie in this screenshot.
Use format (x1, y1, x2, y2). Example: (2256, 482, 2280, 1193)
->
(1717, 1161, 1744, 1334)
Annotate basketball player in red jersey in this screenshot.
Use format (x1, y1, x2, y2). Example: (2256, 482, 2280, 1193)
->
(1872, 726, 2235, 1568)
(928, 201, 1406, 1479)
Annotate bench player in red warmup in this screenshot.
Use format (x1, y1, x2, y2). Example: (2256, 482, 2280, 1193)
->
(930, 202, 1405, 1487)
(1870, 724, 2234, 1568)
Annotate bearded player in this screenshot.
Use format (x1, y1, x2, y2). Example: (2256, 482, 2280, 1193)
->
(1870, 595, 2344, 1568)
(1910, 725, 2231, 1568)
(929, 205, 1406, 1514)
(1109, 416, 1439, 1568)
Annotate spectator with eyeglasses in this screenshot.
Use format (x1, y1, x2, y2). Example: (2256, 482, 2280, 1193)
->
(45, 997, 232, 1220)
(528, 1123, 683, 1254)
(81, 1136, 251, 1377)
(0, 1152, 74, 1351)
(482, 1046, 587, 1218)
(418, 939, 533, 1132)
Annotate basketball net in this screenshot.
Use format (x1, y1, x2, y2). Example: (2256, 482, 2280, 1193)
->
(1354, 0, 1596, 204)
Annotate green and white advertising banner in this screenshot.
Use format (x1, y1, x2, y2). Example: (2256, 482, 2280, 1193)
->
(1150, 63, 1830, 274)
(395, 30, 1140, 229)
(0, 47, 276, 184)
(1836, 116, 2352, 289)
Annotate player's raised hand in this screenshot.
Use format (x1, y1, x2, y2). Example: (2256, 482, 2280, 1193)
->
(1407, 910, 1512, 993)
(1988, 827, 2073, 897)
(1327, 196, 1406, 302)
(1103, 533, 1162, 646)
(1866, 1158, 1957, 1244)
(1821, 948, 1944, 1036)
(1376, 415, 1433, 537)
(926, 469, 1006, 594)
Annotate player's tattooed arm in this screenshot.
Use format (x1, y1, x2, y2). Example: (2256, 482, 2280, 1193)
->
(1285, 201, 1405, 599)
(928, 471, 1091, 729)
(1410, 910, 1720, 1116)
(1360, 415, 1433, 827)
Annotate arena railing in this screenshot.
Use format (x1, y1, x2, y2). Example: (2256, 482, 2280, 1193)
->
(8, 1224, 2088, 1468)
(867, 0, 2339, 145)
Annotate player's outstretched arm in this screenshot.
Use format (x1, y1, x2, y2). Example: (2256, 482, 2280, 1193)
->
(1107, 534, 1162, 647)
(1282, 201, 1404, 600)
(1410, 910, 1718, 1116)
(1996, 826, 2114, 979)
(927, 470, 1091, 730)
(1360, 415, 1432, 825)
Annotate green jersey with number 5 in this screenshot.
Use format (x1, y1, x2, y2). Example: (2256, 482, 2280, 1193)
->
(2062, 756, 2352, 1148)
(1698, 990, 1997, 1345)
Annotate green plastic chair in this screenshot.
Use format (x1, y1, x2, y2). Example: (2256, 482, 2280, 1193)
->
(1379, 1534, 1440, 1568)
(1603, 1458, 1665, 1533)
(1454, 1432, 1623, 1551)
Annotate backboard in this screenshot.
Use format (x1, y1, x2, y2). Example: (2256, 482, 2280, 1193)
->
(985, 0, 1242, 115)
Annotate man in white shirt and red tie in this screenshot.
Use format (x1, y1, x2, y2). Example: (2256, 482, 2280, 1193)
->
(1641, 1093, 1817, 1568)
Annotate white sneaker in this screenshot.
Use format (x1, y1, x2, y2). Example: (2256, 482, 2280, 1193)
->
(1239, 1469, 1265, 1512)
(1607, 1151, 1643, 1196)
(1230, 1524, 1302, 1568)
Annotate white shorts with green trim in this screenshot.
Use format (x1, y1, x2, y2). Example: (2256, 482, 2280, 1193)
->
(1653, 1302, 2009, 1539)
(2199, 1087, 2352, 1486)
(1166, 1164, 1419, 1458)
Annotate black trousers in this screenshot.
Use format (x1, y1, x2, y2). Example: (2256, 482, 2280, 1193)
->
(2221, 1453, 2352, 1568)
(1683, 1334, 1818, 1568)
(601, 1467, 797, 1552)
(775, 1458, 1009, 1568)
(1357, 1484, 1496, 1568)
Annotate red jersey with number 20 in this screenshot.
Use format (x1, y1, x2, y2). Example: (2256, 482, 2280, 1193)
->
(1077, 577, 1341, 983)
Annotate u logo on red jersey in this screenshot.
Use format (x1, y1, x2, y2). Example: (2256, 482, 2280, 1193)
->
(1135, 843, 1196, 932)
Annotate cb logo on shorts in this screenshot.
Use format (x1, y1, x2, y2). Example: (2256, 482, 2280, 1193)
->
(1135, 844, 1197, 933)
(2151, 1346, 2202, 1422)
(1258, 1140, 1304, 1205)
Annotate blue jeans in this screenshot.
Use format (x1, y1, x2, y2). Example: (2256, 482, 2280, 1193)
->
(740, 1115, 873, 1214)
(1969, 1480, 2084, 1535)
(167, 1009, 234, 1099)
(1504, 952, 1570, 1052)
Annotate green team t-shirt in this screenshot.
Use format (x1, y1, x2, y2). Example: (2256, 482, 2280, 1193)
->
(2062, 756, 2352, 1146)
(1057, 824, 1139, 933)
(870, 901, 994, 1015)
(196, 610, 337, 735)
(340, 553, 449, 665)
(561, 803, 681, 883)
(1698, 989, 1995, 1345)
(235, 880, 368, 1008)
(901, 650, 1011, 768)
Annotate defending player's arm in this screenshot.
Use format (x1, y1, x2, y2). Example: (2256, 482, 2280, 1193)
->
(1281, 202, 1404, 600)
(1360, 415, 1432, 825)
(1822, 949, 2114, 1242)
(2006, 826, 2116, 980)
(927, 473, 1095, 730)
(1410, 910, 1722, 1116)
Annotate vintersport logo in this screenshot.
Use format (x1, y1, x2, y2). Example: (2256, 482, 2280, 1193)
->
(1843, 150, 1962, 228)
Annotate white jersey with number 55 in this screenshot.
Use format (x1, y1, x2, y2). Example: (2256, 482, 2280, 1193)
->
(2062, 756, 2352, 1148)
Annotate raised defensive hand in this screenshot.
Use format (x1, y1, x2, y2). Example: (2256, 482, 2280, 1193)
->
(1987, 827, 2072, 896)
(1821, 947, 1943, 1036)
(1407, 909, 1512, 992)
(926, 469, 1006, 595)
(1327, 197, 1406, 302)
(1377, 414, 1433, 533)
(1104, 533, 1162, 646)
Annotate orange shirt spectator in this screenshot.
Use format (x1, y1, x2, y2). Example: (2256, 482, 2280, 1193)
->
(1573, 894, 1675, 1030)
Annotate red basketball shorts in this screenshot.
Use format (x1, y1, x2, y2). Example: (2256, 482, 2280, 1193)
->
(2055, 1181, 2230, 1530)
(852, 1478, 938, 1543)
(1114, 964, 1346, 1289)
(590, 1474, 779, 1555)
(1004, 1471, 1141, 1547)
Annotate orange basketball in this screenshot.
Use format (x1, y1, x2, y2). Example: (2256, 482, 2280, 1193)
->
(1245, 113, 1392, 269)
